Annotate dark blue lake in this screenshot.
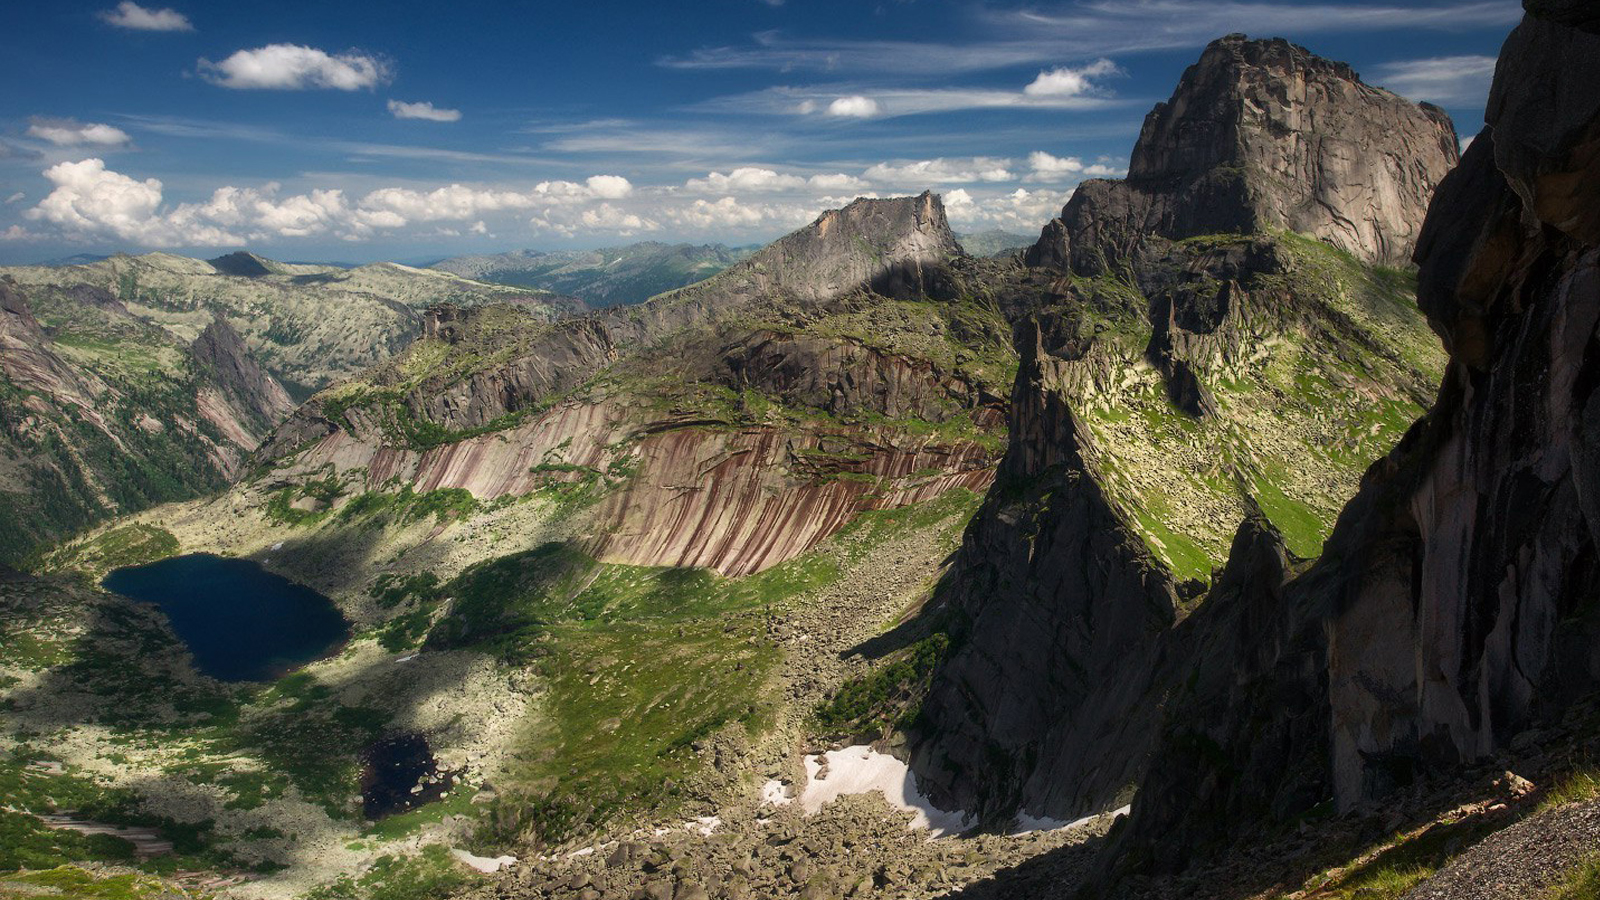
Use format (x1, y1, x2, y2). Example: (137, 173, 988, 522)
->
(102, 554, 350, 682)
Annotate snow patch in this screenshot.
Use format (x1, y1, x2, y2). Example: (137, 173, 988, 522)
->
(800, 745, 971, 836)
(760, 778, 794, 806)
(450, 849, 516, 873)
(1012, 804, 1132, 835)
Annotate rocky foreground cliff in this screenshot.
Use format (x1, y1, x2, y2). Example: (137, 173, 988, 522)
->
(1103, 8, 1600, 882)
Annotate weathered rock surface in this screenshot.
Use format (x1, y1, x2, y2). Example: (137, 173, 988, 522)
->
(1103, 4, 1600, 878)
(1027, 34, 1459, 272)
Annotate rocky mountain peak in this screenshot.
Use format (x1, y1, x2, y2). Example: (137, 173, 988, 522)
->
(1030, 33, 1460, 271)
(189, 314, 295, 429)
(740, 191, 961, 301)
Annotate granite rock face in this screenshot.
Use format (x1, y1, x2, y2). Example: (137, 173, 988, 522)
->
(1027, 34, 1459, 272)
(1107, 5, 1600, 875)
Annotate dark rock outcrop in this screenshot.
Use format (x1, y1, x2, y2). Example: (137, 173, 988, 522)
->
(910, 316, 1180, 823)
(1106, 3, 1600, 876)
(1026, 34, 1459, 272)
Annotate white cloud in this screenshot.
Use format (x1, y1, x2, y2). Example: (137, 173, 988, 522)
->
(20, 160, 648, 247)
(827, 95, 880, 118)
(807, 172, 869, 192)
(864, 157, 1016, 186)
(28, 158, 166, 241)
(26, 119, 132, 147)
(686, 167, 868, 195)
(939, 186, 1065, 232)
(585, 175, 633, 199)
(663, 196, 816, 232)
(1, 225, 33, 241)
(1023, 58, 1120, 97)
(1025, 150, 1124, 182)
(580, 204, 657, 234)
(1459, 135, 1474, 154)
(199, 44, 391, 90)
(387, 99, 461, 122)
(99, 1, 192, 31)
(5, 192, 24, 205)
(707, 83, 1126, 119)
(1371, 55, 1498, 107)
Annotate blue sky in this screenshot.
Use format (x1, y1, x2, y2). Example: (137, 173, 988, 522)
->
(0, 0, 1518, 263)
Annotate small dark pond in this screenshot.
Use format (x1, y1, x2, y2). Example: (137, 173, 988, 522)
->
(360, 732, 454, 819)
(101, 553, 349, 682)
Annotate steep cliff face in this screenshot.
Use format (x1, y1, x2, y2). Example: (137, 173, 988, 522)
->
(1028, 35, 1459, 272)
(190, 315, 296, 447)
(254, 195, 1015, 576)
(1110, 5, 1600, 874)
(0, 278, 294, 564)
(909, 35, 1454, 828)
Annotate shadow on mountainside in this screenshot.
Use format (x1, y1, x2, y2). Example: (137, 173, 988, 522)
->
(944, 700, 1600, 900)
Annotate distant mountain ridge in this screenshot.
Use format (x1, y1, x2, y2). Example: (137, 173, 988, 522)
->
(954, 229, 1035, 257)
(430, 241, 757, 307)
(0, 251, 578, 398)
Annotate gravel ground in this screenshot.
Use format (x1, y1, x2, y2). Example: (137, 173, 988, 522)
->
(1404, 799, 1600, 900)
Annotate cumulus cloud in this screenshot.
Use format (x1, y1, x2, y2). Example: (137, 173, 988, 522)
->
(864, 157, 1015, 186)
(387, 99, 461, 122)
(584, 175, 633, 199)
(5, 192, 24, 205)
(807, 172, 869, 192)
(1025, 150, 1123, 182)
(26, 119, 132, 147)
(827, 95, 880, 118)
(1023, 58, 1121, 97)
(662, 196, 818, 233)
(940, 186, 1065, 231)
(199, 44, 391, 90)
(99, 1, 192, 31)
(20, 159, 644, 247)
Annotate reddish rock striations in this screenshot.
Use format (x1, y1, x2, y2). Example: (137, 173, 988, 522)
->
(596, 424, 994, 577)
(1103, 5, 1600, 878)
(1027, 34, 1459, 274)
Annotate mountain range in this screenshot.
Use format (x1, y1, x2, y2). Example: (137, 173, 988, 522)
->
(2, 7, 1599, 900)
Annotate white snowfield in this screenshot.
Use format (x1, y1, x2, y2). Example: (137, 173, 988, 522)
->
(782, 745, 1134, 838)
(799, 746, 971, 836)
(450, 849, 517, 873)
